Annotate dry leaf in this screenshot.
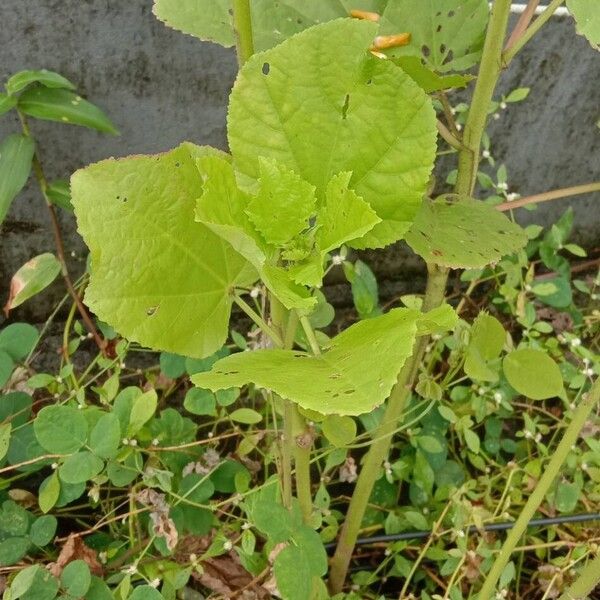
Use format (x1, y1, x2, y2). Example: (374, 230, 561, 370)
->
(47, 534, 103, 578)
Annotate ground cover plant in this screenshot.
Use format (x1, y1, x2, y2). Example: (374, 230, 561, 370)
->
(0, 0, 600, 598)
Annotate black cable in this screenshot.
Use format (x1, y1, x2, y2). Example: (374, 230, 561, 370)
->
(324, 512, 600, 551)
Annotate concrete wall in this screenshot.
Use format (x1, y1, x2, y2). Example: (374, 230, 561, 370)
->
(0, 1, 598, 323)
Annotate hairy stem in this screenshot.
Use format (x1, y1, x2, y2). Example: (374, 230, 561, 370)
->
(232, 0, 254, 66)
(17, 111, 106, 355)
(558, 551, 600, 600)
(479, 379, 600, 598)
(496, 181, 600, 211)
(328, 1, 513, 592)
(502, 0, 565, 65)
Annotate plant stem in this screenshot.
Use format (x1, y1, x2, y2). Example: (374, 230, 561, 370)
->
(479, 378, 600, 599)
(17, 111, 106, 355)
(437, 120, 464, 151)
(291, 402, 313, 523)
(328, 265, 448, 593)
(232, 0, 254, 66)
(456, 0, 513, 196)
(504, 0, 540, 51)
(329, 1, 513, 592)
(299, 315, 321, 356)
(496, 181, 600, 211)
(502, 0, 565, 65)
(558, 551, 600, 600)
(233, 294, 284, 347)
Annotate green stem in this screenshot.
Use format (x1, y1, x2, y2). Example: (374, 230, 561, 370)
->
(233, 294, 284, 347)
(456, 0, 513, 196)
(232, 0, 254, 66)
(328, 1, 513, 592)
(479, 379, 600, 599)
(558, 551, 600, 600)
(328, 265, 448, 593)
(502, 0, 565, 66)
(291, 403, 313, 523)
(300, 315, 321, 356)
(496, 181, 600, 212)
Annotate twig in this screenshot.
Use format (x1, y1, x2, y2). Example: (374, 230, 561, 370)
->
(496, 181, 600, 211)
(505, 0, 541, 51)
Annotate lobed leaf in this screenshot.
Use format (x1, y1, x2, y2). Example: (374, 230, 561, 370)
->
(192, 306, 457, 415)
(228, 19, 437, 248)
(405, 195, 528, 268)
(72, 143, 257, 358)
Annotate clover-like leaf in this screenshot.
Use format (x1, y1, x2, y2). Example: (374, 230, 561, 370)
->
(405, 195, 528, 268)
(228, 19, 437, 248)
(72, 143, 257, 358)
(192, 307, 457, 415)
(380, 0, 489, 72)
(567, 0, 600, 50)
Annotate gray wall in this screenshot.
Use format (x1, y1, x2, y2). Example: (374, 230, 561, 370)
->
(0, 1, 598, 323)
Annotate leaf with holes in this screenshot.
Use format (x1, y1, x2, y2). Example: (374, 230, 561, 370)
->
(405, 196, 528, 268)
(567, 0, 600, 50)
(228, 19, 437, 249)
(379, 0, 489, 72)
(394, 57, 475, 92)
(72, 143, 257, 358)
(193, 307, 456, 415)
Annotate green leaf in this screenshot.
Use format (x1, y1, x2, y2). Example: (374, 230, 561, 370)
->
(394, 56, 475, 92)
(59, 451, 104, 484)
(228, 19, 437, 248)
(3, 253, 61, 314)
(0, 351, 13, 387)
(0, 93, 17, 116)
(533, 276, 572, 309)
(129, 585, 164, 600)
(0, 134, 35, 224)
(46, 179, 72, 211)
(380, 0, 489, 72)
(29, 515, 57, 546)
(89, 413, 121, 459)
(464, 429, 480, 454)
(322, 415, 357, 447)
(347, 259, 379, 319)
(34, 405, 88, 454)
(179, 474, 215, 504)
(252, 499, 294, 543)
(567, 0, 600, 49)
(6, 69, 76, 95)
(405, 195, 528, 268)
(0, 537, 30, 566)
(184, 388, 217, 416)
(72, 143, 256, 358)
(160, 352, 187, 378)
(85, 577, 114, 600)
(246, 157, 316, 246)
(503, 349, 563, 400)
(11, 566, 58, 600)
(0, 323, 39, 360)
(505, 87, 530, 103)
(316, 171, 380, 253)
(555, 481, 580, 513)
(193, 308, 447, 415)
(274, 545, 313, 600)
(18, 86, 118, 134)
(417, 435, 444, 453)
(61, 559, 91, 598)
(229, 408, 263, 425)
(38, 472, 60, 513)
(0, 423, 11, 461)
(128, 389, 158, 436)
(464, 313, 506, 382)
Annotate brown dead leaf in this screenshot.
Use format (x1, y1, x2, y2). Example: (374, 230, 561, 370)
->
(47, 534, 103, 578)
(3, 271, 26, 317)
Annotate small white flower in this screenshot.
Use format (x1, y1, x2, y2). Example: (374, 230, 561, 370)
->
(500, 101, 507, 110)
(524, 430, 533, 439)
(53, 393, 60, 399)
(123, 564, 138, 575)
(422, 507, 429, 514)
(478, 387, 487, 396)
(456, 530, 465, 538)
(99, 551, 107, 564)
(425, 344, 432, 354)
(482, 150, 491, 159)
(242, 522, 251, 530)
(524, 283, 532, 292)
(150, 578, 160, 589)
(249, 287, 260, 299)
(485, 467, 491, 474)
(497, 182, 508, 191)
(571, 337, 582, 348)
(456, 123, 462, 131)
(384, 548, 391, 556)
(120, 362, 126, 369)
(331, 254, 344, 265)
(583, 357, 590, 366)
(87, 332, 94, 339)
(494, 391, 503, 403)
(189, 553, 197, 563)
(583, 368, 594, 377)
(582, 463, 589, 471)
(70, 251, 77, 258)
(493, 113, 500, 120)
(535, 433, 542, 443)
(51, 462, 58, 470)
(122, 438, 129, 445)
(223, 540, 233, 551)
(129, 439, 138, 447)
(152, 438, 160, 446)
(208, 432, 214, 438)
(506, 192, 520, 202)
(383, 461, 391, 470)
(56, 376, 63, 383)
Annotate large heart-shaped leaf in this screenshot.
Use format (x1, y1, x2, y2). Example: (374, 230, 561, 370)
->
(72, 143, 256, 358)
(567, 0, 599, 50)
(192, 305, 457, 415)
(228, 18, 437, 248)
(405, 195, 528, 268)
